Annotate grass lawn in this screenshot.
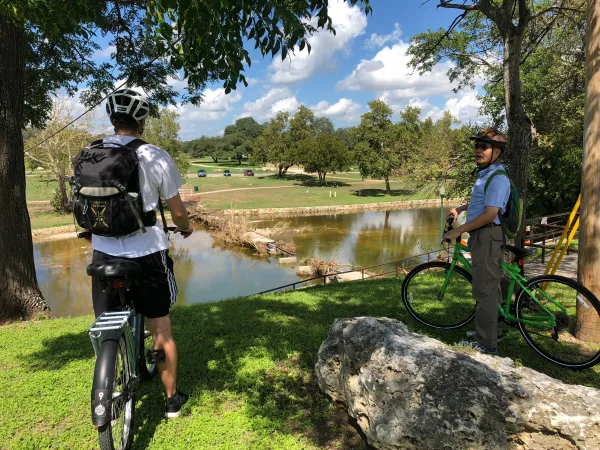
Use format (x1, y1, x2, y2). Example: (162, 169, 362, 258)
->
(30, 211, 73, 230)
(26, 176, 59, 202)
(0, 278, 597, 449)
(195, 175, 436, 210)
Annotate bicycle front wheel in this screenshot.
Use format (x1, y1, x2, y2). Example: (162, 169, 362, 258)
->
(98, 337, 135, 450)
(402, 262, 475, 329)
(516, 275, 600, 369)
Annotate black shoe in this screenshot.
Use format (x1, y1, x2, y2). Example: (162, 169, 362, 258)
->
(165, 391, 188, 418)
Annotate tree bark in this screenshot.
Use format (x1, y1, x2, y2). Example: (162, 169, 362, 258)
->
(0, 14, 53, 323)
(502, 29, 532, 246)
(577, 0, 600, 343)
(385, 176, 391, 195)
(58, 169, 70, 213)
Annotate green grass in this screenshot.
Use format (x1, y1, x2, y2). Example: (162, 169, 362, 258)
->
(1, 278, 598, 449)
(196, 175, 434, 210)
(26, 177, 58, 202)
(30, 211, 73, 230)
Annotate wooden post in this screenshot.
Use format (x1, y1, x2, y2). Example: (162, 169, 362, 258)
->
(578, 0, 600, 342)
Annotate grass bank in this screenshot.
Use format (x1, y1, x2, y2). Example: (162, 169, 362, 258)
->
(1, 278, 597, 449)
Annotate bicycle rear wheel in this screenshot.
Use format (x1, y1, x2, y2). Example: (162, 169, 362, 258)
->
(516, 275, 600, 369)
(98, 337, 135, 450)
(402, 262, 475, 329)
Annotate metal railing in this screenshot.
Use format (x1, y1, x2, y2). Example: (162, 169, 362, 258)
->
(253, 248, 448, 295)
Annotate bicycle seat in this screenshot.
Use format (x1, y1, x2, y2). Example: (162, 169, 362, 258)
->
(502, 245, 537, 260)
(86, 259, 142, 278)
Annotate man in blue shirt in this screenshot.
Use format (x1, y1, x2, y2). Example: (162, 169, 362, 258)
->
(443, 128, 511, 353)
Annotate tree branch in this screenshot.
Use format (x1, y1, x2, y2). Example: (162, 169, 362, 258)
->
(438, 1, 478, 10)
(531, 4, 585, 21)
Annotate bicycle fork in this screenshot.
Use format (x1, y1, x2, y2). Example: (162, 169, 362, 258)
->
(88, 311, 136, 427)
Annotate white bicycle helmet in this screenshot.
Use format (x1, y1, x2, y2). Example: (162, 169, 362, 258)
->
(106, 88, 150, 122)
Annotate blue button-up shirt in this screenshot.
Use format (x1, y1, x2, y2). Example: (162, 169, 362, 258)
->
(466, 163, 511, 225)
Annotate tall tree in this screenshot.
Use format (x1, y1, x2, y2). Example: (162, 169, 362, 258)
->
(24, 100, 94, 213)
(301, 133, 349, 185)
(480, 5, 585, 215)
(144, 108, 189, 177)
(223, 117, 262, 164)
(354, 100, 398, 194)
(408, 0, 585, 243)
(578, 0, 600, 342)
(253, 112, 294, 177)
(0, 0, 372, 322)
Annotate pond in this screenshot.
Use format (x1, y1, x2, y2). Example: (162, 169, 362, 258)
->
(34, 206, 451, 318)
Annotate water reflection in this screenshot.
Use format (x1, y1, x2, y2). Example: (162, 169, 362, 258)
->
(34, 229, 301, 318)
(257, 207, 445, 268)
(34, 207, 449, 318)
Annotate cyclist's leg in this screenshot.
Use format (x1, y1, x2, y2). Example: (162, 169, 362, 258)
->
(134, 250, 180, 397)
(147, 314, 178, 396)
(470, 227, 503, 349)
(91, 250, 121, 317)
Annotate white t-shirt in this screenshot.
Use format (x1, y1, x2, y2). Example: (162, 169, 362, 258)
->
(91, 135, 184, 258)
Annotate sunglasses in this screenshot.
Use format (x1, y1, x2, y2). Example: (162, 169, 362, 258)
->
(474, 143, 492, 150)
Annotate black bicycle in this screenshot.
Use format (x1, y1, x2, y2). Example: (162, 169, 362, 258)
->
(87, 258, 160, 450)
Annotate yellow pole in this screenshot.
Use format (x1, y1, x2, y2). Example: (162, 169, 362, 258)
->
(548, 217, 580, 276)
(544, 195, 580, 275)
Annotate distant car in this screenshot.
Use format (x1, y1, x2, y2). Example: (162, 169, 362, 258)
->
(197, 169, 207, 177)
(243, 169, 254, 176)
(223, 170, 232, 177)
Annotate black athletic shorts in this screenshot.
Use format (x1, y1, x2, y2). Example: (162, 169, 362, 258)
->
(91, 250, 178, 319)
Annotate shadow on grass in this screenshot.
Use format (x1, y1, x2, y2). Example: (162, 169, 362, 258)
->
(259, 173, 351, 188)
(25, 330, 92, 370)
(352, 188, 414, 197)
(22, 278, 600, 448)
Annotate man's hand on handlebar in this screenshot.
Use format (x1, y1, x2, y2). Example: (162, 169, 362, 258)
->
(442, 227, 462, 244)
(174, 225, 194, 239)
(446, 208, 460, 222)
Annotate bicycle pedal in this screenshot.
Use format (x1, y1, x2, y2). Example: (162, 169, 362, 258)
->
(146, 349, 165, 364)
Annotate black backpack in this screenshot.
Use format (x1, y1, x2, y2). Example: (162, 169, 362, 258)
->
(71, 138, 163, 237)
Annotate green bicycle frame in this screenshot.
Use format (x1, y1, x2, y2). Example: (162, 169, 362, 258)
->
(440, 241, 567, 328)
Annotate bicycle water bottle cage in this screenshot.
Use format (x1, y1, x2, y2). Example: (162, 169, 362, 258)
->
(147, 349, 166, 364)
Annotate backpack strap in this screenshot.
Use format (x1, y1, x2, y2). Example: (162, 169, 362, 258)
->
(123, 138, 169, 234)
(483, 170, 509, 246)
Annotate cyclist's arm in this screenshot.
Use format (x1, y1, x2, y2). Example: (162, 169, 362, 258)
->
(166, 194, 191, 231)
(452, 206, 499, 234)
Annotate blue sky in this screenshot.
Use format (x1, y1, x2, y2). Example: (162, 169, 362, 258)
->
(86, 0, 486, 141)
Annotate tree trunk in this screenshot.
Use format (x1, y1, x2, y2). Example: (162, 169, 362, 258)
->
(0, 14, 52, 323)
(58, 168, 70, 213)
(503, 30, 532, 247)
(212, 156, 218, 162)
(322, 172, 327, 185)
(577, 0, 600, 343)
(282, 166, 290, 176)
(278, 165, 283, 178)
(385, 176, 391, 195)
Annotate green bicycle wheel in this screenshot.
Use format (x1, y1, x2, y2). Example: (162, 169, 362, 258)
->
(402, 261, 475, 329)
(516, 275, 600, 369)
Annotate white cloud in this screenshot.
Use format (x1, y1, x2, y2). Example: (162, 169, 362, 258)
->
(94, 45, 115, 59)
(425, 93, 485, 124)
(364, 23, 402, 49)
(337, 42, 456, 98)
(310, 98, 361, 122)
(269, 0, 367, 84)
(239, 88, 300, 121)
(168, 88, 242, 140)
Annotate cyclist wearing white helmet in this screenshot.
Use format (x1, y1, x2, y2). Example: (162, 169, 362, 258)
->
(89, 87, 191, 417)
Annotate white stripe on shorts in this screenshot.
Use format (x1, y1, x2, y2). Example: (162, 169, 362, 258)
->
(160, 250, 178, 307)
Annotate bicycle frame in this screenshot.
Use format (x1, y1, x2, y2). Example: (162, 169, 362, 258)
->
(442, 240, 567, 328)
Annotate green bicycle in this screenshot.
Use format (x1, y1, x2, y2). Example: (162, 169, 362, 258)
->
(401, 217, 600, 369)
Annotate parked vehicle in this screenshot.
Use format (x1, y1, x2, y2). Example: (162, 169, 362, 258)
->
(197, 169, 207, 177)
(243, 169, 254, 176)
(223, 170, 232, 177)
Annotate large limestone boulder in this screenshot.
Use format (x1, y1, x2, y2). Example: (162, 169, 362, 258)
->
(315, 317, 600, 450)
